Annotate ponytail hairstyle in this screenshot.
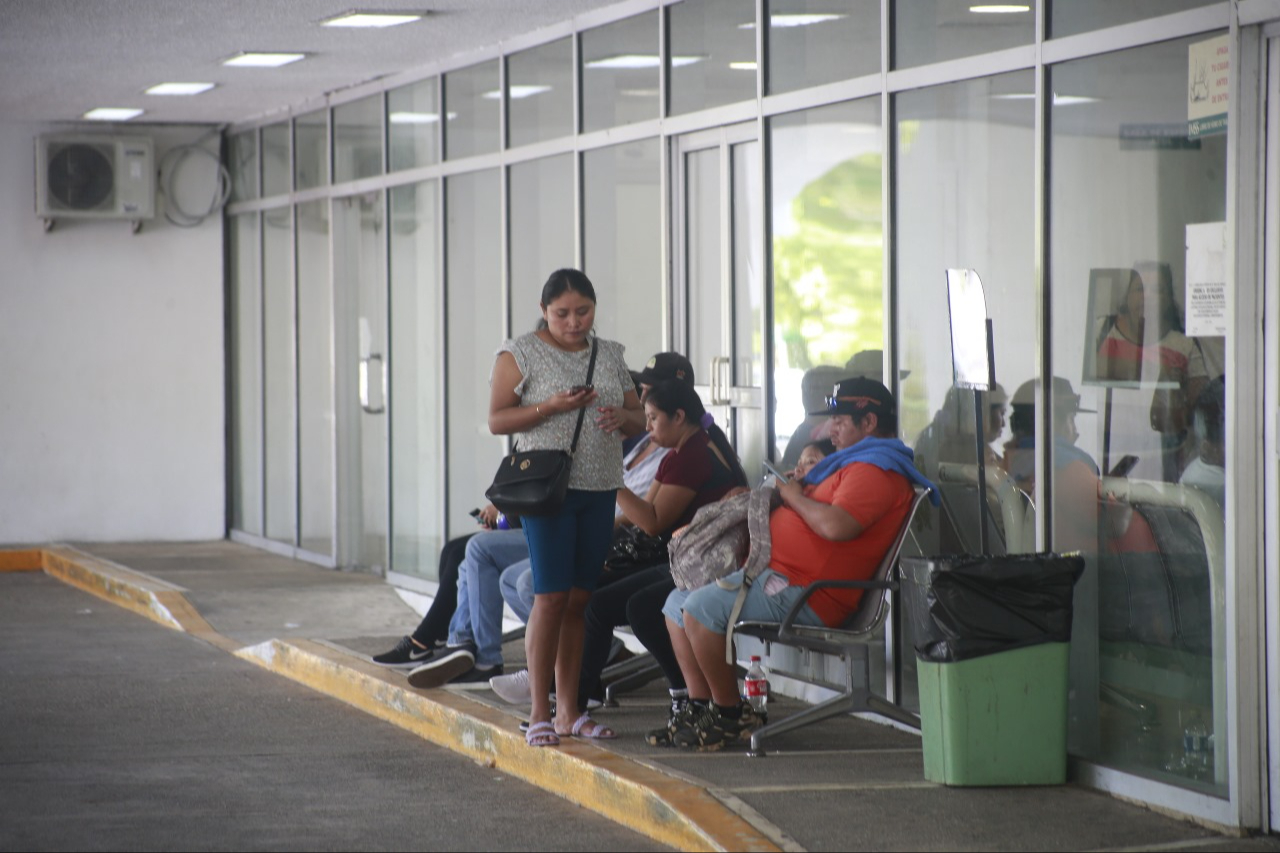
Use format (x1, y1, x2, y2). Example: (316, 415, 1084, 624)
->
(644, 380, 749, 488)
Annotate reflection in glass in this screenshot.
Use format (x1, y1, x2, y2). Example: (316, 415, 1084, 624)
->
(895, 71, 1034, 559)
(390, 181, 444, 578)
(583, 139, 663, 362)
(894, 0, 1034, 69)
(508, 38, 574, 147)
(262, 121, 291, 197)
(297, 200, 333, 556)
(228, 130, 259, 202)
(770, 99, 882, 465)
(669, 0, 757, 115)
(509, 155, 575, 332)
(262, 206, 296, 545)
(229, 214, 262, 535)
(766, 0, 880, 94)
(445, 60, 501, 159)
(1050, 35, 1228, 796)
(295, 109, 329, 190)
(446, 170, 505, 536)
(388, 77, 441, 171)
(1050, 0, 1218, 39)
(581, 12, 659, 133)
(334, 94, 383, 183)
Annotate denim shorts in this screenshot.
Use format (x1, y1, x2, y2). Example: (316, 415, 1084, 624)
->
(520, 488, 618, 594)
(662, 568, 826, 633)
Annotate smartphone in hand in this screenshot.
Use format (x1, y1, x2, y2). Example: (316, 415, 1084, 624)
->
(762, 460, 789, 484)
(569, 384, 594, 395)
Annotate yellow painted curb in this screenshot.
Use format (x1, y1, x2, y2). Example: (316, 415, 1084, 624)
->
(237, 638, 783, 853)
(0, 549, 43, 571)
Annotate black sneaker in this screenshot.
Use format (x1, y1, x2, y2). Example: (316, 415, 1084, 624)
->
(673, 701, 763, 751)
(371, 636, 440, 669)
(447, 664, 504, 690)
(646, 697, 697, 748)
(406, 643, 476, 689)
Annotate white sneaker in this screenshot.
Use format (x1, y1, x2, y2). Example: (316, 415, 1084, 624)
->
(490, 668, 532, 704)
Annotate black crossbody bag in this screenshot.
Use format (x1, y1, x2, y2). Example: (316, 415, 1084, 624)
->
(485, 339, 598, 517)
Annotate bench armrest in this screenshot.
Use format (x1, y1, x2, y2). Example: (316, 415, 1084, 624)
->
(777, 578, 897, 639)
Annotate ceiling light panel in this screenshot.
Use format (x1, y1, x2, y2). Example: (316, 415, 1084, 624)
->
(969, 5, 1031, 12)
(322, 11, 424, 28)
(145, 82, 215, 96)
(84, 107, 144, 121)
(223, 52, 307, 68)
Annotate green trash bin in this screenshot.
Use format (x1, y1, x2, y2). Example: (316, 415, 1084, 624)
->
(902, 554, 1084, 787)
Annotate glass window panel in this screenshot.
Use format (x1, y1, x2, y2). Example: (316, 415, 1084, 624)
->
(229, 130, 259, 202)
(767, 0, 880, 94)
(263, 206, 297, 545)
(770, 98, 883, 467)
(581, 12, 660, 133)
(334, 94, 383, 183)
(894, 0, 1034, 70)
(1051, 0, 1219, 39)
(446, 169, 505, 536)
(732, 140, 766, 481)
(509, 155, 576, 334)
(390, 180, 444, 578)
(262, 121, 291, 197)
(445, 60, 501, 159)
(894, 71, 1036, 710)
(669, 0, 758, 115)
(229, 213, 262, 535)
(508, 38, 574, 147)
(1049, 35, 1228, 796)
(583, 139, 663, 362)
(297, 201, 333, 557)
(295, 109, 329, 190)
(388, 77, 441, 171)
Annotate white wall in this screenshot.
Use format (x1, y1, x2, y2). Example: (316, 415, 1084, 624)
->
(0, 121, 225, 543)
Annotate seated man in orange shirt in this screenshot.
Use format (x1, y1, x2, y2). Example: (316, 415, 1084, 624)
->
(655, 377, 937, 750)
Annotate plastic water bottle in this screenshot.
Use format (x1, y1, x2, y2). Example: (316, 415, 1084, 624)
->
(1182, 713, 1209, 776)
(495, 512, 511, 530)
(744, 656, 769, 716)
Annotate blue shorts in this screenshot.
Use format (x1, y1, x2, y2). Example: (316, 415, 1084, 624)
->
(521, 489, 618, 594)
(662, 568, 826, 633)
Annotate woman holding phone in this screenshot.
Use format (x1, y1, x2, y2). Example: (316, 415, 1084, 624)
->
(488, 269, 643, 746)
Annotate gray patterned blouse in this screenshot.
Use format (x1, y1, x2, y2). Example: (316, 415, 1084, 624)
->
(496, 332, 631, 492)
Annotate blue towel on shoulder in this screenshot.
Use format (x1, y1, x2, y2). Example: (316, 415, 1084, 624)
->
(801, 436, 940, 506)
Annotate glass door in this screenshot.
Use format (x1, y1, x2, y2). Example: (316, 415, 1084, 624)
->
(673, 123, 766, 479)
(334, 191, 389, 574)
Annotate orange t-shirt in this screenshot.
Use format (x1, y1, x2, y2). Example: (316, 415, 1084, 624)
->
(769, 463, 914, 627)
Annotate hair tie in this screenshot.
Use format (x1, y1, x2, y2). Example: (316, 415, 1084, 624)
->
(700, 412, 715, 430)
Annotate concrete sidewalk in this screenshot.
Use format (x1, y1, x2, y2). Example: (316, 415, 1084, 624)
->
(7, 540, 1278, 852)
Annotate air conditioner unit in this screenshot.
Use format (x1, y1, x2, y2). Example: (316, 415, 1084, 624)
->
(35, 134, 155, 222)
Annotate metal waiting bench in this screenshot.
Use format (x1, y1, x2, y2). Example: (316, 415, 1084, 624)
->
(733, 486, 933, 757)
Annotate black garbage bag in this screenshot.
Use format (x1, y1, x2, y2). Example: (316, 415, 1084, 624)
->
(902, 553, 1085, 663)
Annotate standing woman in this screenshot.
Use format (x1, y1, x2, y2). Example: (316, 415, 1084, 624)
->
(488, 269, 643, 746)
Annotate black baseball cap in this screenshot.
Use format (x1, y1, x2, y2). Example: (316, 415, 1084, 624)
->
(814, 376, 897, 418)
(636, 352, 695, 387)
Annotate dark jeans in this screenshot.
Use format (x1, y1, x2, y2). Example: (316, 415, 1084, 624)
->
(578, 564, 682, 711)
(410, 533, 476, 647)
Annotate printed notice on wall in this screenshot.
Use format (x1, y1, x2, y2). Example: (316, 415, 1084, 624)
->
(1185, 221, 1227, 337)
(1188, 34, 1228, 139)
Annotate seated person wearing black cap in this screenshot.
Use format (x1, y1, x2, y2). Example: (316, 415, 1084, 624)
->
(653, 377, 938, 751)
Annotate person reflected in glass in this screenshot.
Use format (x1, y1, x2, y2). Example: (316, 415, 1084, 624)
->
(1179, 375, 1226, 509)
(1095, 263, 1208, 481)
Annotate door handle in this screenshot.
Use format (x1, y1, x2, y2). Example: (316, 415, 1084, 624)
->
(360, 354, 386, 414)
(709, 356, 731, 405)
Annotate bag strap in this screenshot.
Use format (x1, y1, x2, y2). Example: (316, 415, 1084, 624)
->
(568, 339, 599, 455)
